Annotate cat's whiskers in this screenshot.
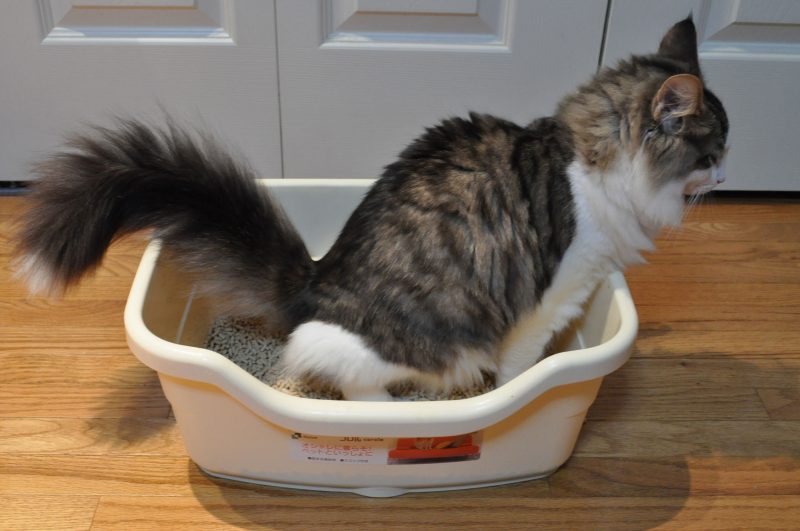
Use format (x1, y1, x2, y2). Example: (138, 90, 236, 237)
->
(660, 223, 682, 242)
(681, 190, 706, 228)
(686, 190, 704, 218)
(661, 192, 701, 242)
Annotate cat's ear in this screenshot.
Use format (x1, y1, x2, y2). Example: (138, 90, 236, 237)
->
(658, 16, 701, 76)
(651, 74, 704, 134)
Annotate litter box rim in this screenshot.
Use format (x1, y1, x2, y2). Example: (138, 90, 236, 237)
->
(125, 241, 637, 438)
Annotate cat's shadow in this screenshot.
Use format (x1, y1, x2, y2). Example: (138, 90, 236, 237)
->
(184, 353, 797, 530)
(89, 367, 175, 450)
(557, 352, 797, 528)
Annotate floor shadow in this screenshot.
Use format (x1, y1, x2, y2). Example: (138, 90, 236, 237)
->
(562, 351, 800, 529)
(188, 457, 569, 531)
(90, 367, 175, 448)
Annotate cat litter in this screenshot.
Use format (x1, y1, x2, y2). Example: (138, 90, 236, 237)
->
(124, 180, 637, 497)
(204, 317, 493, 401)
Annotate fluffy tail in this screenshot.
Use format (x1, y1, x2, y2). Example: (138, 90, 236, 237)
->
(14, 118, 314, 326)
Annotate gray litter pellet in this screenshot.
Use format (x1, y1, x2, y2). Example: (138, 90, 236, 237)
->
(204, 317, 494, 401)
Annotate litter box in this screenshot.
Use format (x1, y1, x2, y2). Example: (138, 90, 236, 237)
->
(124, 179, 638, 497)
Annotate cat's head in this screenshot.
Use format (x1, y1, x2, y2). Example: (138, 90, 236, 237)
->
(643, 18, 729, 198)
(558, 16, 729, 228)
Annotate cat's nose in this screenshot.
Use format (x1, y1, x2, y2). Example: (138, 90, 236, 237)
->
(713, 164, 726, 184)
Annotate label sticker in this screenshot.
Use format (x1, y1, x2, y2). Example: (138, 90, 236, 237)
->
(388, 433, 482, 465)
(290, 434, 391, 465)
(289, 432, 482, 465)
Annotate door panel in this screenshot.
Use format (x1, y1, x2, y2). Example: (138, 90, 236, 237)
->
(40, 0, 233, 43)
(0, 0, 281, 181)
(276, 0, 608, 179)
(604, 0, 800, 191)
(321, 0, 511, 50)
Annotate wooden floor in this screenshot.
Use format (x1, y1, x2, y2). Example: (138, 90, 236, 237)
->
(1, 193, 799, 530)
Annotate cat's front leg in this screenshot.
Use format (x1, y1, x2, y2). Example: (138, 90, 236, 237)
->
(496, 355, 543, 387)
(496, 325, 551, 387)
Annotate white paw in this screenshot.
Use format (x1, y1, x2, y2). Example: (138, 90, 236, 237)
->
(340, 385, 394, 402)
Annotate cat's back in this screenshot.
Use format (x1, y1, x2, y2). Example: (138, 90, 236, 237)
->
(393, 111, 524, 175)
(318, 113, 533, 273)
(343, 113, 529, 235)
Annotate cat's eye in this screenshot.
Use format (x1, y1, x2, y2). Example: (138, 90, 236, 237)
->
(696, 155, 714, 170)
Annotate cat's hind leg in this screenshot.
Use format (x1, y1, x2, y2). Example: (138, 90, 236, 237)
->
(282, 321, 417, 401)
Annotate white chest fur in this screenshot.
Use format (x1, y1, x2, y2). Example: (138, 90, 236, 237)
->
(497, 160, 656, 384)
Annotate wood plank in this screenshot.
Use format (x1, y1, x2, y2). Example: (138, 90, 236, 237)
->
(655, 496, 800, 531)
(646, 239, 800, 258)
(0, 495, 99, 531)
(656, 221, 800, 242)
(629, 241, 800, 283)
(574, 420, 800, 458)
(588, 358, 792, 420)
(630, 260, 800, 284)
(758, 388, 800, 420)
(0, 418, 183, 456)
(550, 456, 800, 497)
(627, 281, 800, 307)
(0, 300, 128, 328)
(679, 199, 800, 223)
(0, 455, 326, 498)
(636, 305, 800, 332)
(0, 455, 197, 497)
(0, 327, 134, 358)
(0, 352, 160, 387)
(89, 495, 800, 531)
(588, 385, 768, 421)
(0, 385, 169, 418)
(632, 329, 800, 358)
(602, 358, 800, 389)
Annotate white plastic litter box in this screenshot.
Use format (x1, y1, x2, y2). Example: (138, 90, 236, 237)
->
(124, 179, 638, 497)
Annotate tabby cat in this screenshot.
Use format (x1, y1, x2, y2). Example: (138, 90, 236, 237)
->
(15, 17, 728, 400)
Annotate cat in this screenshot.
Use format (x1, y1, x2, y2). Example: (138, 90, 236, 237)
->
(14, 17, 728, 401)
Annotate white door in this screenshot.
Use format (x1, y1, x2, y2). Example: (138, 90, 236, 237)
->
(275, 0, 608, 179)
(604, 0, 800, 191)
(0, 0, 282, 182)
(1, 0, 607, 183)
